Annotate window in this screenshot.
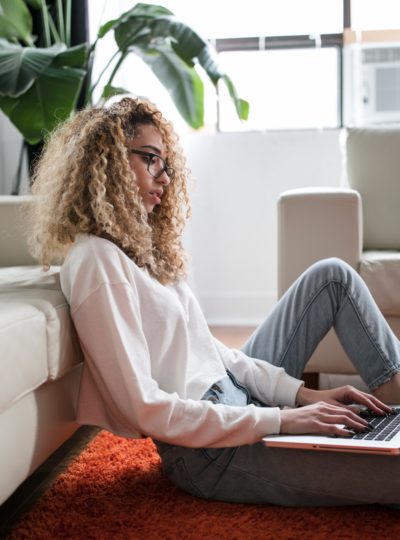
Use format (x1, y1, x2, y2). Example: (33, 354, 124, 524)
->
(163, 0, 344, 131)
(89, 1, 400, 132)
(218, 45, 340, 131)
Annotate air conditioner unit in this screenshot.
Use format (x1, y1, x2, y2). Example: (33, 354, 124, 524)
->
(344, 42, 400, 126)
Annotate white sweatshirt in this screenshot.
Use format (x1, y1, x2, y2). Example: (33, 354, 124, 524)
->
(60, 234, 303, 448)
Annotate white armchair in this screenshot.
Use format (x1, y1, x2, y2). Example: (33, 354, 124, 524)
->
(278, 127, 400, 389)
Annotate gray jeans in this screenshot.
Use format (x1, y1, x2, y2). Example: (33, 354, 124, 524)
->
(155, 258, 400, 506)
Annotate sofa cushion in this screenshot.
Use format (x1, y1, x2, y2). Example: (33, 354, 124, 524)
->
(0, 301, 48, 413)
(359, 251, 400, 316)
(346, 127, 400, 250)
(0, 266, 83, 411)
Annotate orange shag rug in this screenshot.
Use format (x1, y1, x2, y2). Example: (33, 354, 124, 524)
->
(8, 431, 400, 540)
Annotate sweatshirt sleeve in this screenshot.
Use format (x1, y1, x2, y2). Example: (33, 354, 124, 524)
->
(213, 338, 304, 408)
(72, 281, 285, 447)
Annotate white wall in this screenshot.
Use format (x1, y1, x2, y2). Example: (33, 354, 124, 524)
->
(183, 128, 342, 325)
(0, 114, 342, 325)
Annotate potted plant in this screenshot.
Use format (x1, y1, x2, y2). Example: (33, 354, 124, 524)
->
(0, 0, 248, 148)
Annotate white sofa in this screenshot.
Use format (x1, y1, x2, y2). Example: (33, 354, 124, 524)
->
(0, 196, 83, 505)
(277, 127, 400, 388)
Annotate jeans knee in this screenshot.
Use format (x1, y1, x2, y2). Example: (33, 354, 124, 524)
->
(307, 257, 354, 284)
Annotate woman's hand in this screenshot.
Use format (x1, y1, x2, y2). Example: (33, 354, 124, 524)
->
(279, 385, 393, 437)
(296, 385, 392, 415)
(280, 401, 371, 436)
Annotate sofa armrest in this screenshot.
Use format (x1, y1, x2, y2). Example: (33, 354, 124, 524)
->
(0, 195, 37, 266)
(278, 187, 362, 297)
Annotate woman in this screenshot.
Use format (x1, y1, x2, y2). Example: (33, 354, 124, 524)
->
(29, 97, 400, 507)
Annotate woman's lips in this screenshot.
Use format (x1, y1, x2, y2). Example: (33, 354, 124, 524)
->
(149, 192, 161, 204)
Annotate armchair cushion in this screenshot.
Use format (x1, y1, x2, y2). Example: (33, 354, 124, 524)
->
(359, 251, 400, 316)
(278, 187, 400, 377)
(277, 187, 362, 297)
(346, 127, 400, 250)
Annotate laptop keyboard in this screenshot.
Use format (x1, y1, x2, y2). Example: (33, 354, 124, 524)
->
(350, 407, 400, 441)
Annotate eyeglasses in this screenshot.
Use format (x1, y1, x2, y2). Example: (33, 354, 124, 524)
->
(130, 149, 175, 180)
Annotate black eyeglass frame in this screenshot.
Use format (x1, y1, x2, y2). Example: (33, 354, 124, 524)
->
(130, 149, 175, 180)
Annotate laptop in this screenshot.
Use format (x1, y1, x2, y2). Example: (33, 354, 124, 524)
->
(262, 406, 400, 455)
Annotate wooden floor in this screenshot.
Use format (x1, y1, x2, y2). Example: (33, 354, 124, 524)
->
(209, 325, 256, 348)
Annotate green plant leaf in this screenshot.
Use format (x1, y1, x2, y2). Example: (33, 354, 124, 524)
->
(110, 5, 248, 122)
(0, 0, 33, 45)
(114, 21, 152, 52)
(196, 46, 222, 85)
(136, 43, 204, 129)
(24, 0, 42, 9)
(197, 48, 249, 120)
(98, 3, 173, 39)
(113, 11, 205, 60)
(221, 74, 249, 120)
(149, 19, 205, 64)
(112, 8, 214, 72)
(0, 39, 65, 97)
(102, 84, 130, 99)
(52, 43, 88, 67)
(0, 63, 86, 144)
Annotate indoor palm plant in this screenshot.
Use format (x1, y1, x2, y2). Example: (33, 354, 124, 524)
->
(0, 0, 249, 147)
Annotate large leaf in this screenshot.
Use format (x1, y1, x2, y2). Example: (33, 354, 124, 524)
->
(146, 18, 205, 64)
(221, 75, 249, 121)
(0, 39, 66, 97)
(196, 46, 223, 85)
(52, 43, 88, 67)
(151, 23, 249, 120)
(0, 0, 33, 46)
(98, 3, 173, 39)
(0, 63, 86, 144)
(110, 4, 248, 121)
(135, 43, 204, 129)
(113, 21, 152, 52)
(113, 11, 205, 61)
(102, 84, 130, 100)
(94, 3, 248, 127)
(197, 48, 249, 120)
(24, 0, 42, 8)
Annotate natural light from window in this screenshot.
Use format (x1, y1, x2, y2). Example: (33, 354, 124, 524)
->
(351, 0, 400, 30)
(89, 1, 400, 132)
(158, 0, 343, 37)
(218, 48, 339, 131)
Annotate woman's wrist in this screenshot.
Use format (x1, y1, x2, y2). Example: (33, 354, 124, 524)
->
(295, 386, 320, 406)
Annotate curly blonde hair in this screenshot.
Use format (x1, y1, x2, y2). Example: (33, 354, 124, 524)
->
(28, 97, 191, 284)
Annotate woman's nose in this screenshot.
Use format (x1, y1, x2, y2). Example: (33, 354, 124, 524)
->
(156, 170, 171, 185)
